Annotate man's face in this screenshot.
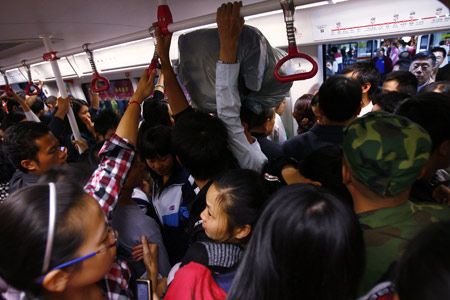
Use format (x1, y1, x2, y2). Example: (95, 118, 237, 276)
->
(433, 51, 445, 67)
(382, 80, 399, 93)
(377, 49, 384, 58)
(409, 58, 433, 86)
(29, 132, 67, 174)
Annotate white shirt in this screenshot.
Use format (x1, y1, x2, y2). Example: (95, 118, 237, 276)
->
(358, 101, 374, 117)
(216, 62, 268, 173)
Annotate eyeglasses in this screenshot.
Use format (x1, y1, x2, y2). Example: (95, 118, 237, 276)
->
(38, 183, 118, 284)
(37, 224, 117, 284)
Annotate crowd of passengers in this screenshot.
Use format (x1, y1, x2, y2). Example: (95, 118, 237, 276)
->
(1, 2, 450, 300)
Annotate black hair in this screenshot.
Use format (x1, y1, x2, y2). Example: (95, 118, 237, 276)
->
(44, 96, 57, 107)
(395, 221, 450, 300)
(420, 81, 450, 97)
(0, 105, 6, 126)
(30, 99, 44, 115)
(213, 169, 268, 245)
(436, 64, 450, 81)
(38, 164, 96, 187)
(383, 70, 418, 95)
(297, 145, 353, 207)
(3, 121, 51, 172)
(373, 91, 409, 113)
(93, 109, 120, 137)
(138, 97, 173, 149)
(240, 107, 274, 131)
(71, 99, 91, 135)
(227, 184, 365, 300)
(342, 61, 380, 97)
(6, 99, 19, 114)
(139, 125, 180, 188)
(399, 51, 412, 60)
(396, 92, 450, 152)
(0, 111, 26, 131)
(172, 111, 235, 181)
(142, 97, 172, 129)
(140, 125, 173, 160)
(430, 46, 447, 58)
(0, 148, 15, 183)
(394, 59, 412, 71)
(0, 181, 87, 295)
(293, 94, 315, 135)
(318, 75, 362, 122)
(87, 140, 105, 168)
(412, 51, 437, 67)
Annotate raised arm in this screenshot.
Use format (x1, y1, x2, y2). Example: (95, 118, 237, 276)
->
(9, 91, 40, 122)
(115, 69, 157, 146)
(90, 92, 100, 111)
(25, 80, 44, 107)
(215, 2, 267, 173)
(155, 26, 189, 115)
(85, 69, 156, 216)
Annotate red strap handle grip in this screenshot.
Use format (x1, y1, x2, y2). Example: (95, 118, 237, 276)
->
(91, 72, 110, 93)
(157, 5, 173, 35)
(25, 82, 41, 96)
(148, 57, 159, 76)
(273, 46, 318, 83)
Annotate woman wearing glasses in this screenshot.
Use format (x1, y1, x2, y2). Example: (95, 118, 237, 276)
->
(0, 69, 156, 300)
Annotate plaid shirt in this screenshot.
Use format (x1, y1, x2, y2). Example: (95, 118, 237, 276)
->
(84, 134, 136, 300)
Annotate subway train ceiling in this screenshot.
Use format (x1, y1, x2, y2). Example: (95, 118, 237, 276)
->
(0, 0, 267, 66)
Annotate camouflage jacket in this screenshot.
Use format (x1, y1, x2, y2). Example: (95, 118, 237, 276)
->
(357, 200, 450, 296)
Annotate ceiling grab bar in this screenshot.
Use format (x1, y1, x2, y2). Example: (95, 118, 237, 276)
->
(82, 44, 110, 93)
(0, 70, 13, 97)
(41, 34, 82, 154)
(273, 0, 318, 83)
(22, 61, 41, 96)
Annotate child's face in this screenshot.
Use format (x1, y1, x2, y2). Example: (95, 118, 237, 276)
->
(65, 195, 116, 288)
(200, 184, 232, 242)
(146, 154, 174, 177)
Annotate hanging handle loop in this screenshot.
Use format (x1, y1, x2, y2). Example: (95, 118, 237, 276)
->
(82, 44, 110, 93)
(273, 0, 318, 83)
(22, 61, 41, 96)
(1, 70, 13, 97)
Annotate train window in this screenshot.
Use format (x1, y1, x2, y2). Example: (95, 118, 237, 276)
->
(82, 78, 134, 115)
(323, 29, 450, 80)
(82, 79, 134, 102)
(419, 35, 430, 52)
(324, 39, 378, 78)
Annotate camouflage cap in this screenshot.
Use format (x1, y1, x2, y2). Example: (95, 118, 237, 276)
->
(343, 111, 431, 196)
